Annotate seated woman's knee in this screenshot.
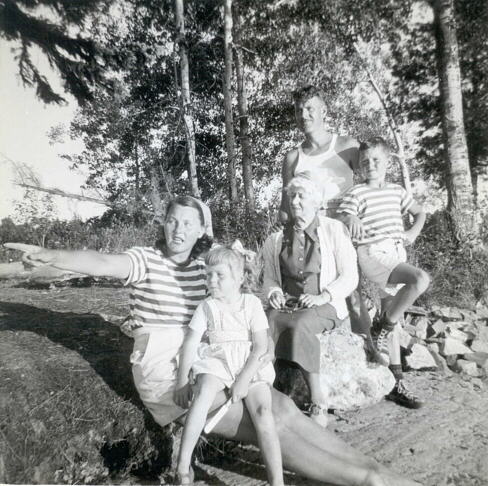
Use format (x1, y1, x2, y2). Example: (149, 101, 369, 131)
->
(271, 390, 298, 427)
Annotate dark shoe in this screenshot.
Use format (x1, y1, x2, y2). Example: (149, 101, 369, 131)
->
(371, 314, 396, 366)
(363, 333, 390, 367)
(386, 380, 423, 409)
(308, 402, 329, 427)
(371, 327, 391, 366)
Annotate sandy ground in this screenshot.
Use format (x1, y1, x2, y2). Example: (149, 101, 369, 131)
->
(1, 285, 487, 486)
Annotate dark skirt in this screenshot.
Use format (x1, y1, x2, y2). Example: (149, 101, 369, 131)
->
(267, 303, 341, 373)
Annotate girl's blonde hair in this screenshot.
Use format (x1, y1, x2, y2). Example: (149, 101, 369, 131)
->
(205, 246, 257, 293)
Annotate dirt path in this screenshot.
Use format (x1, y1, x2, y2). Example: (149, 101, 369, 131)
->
(1, 286, 487, 485)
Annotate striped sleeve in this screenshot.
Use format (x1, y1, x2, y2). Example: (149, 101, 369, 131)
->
(399, 187, 414, 214)
(338, 188, 360, 216)
(123, 247, 148, 285)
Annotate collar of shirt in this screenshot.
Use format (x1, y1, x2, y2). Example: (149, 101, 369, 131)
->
(284, 214, 320, 244)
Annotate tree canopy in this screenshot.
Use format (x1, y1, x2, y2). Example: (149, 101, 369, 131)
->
(0, 0, 119, 103)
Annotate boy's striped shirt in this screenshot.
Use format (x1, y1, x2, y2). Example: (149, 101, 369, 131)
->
(124, 247, 207, 330)
(338, 183, 413, 245)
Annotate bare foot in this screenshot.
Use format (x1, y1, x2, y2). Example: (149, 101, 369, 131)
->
(381, 471, 423, 486)
(364, 470, 423, 486)
(363, 471, 389, 486)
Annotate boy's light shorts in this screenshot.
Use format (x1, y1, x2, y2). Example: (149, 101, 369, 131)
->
(357, 239, 406, 298)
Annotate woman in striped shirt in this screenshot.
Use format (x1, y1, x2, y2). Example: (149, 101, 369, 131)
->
(6, 196, 419, 486)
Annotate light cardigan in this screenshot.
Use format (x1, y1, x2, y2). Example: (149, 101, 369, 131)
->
(262, 216, 358, 320)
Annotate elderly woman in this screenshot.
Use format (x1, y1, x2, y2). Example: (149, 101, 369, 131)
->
(263, 172, 358, 426)
(6, 196, 419, 486)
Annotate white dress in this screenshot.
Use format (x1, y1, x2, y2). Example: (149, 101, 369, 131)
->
(189, 294, 276, 388)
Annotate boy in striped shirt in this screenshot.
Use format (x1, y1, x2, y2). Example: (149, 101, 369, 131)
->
(338, 137, 429, 408)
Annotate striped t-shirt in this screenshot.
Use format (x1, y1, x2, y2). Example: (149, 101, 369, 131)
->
(124, 247, 207, 330)
(338, 183, 413, 245)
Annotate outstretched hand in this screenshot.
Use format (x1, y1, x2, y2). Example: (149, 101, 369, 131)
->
(4, 243, 52, 268)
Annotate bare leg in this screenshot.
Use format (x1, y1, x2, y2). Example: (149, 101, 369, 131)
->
(211, 389, 420, 486)
(244, 384, 284, 486)
(348, 285, 388, 365)
(347, 287, 372, 338)
(301, 368, 329, 405)
(385, 264, 429, 324)
(388, 324, 401, 367)
(177, 374, 224, 477)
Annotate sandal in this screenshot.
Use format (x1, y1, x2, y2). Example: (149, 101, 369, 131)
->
(174, 466, 194, 485)
(308, 402, 329, 427)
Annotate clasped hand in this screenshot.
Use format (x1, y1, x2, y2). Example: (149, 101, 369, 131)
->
(343, 215, 365, 240)
(269, 291, 328, 310)
(173, 381, 193, 409)
(230, 376, 250, 403)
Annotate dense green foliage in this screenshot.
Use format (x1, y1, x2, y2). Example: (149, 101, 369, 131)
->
(0, 0, 119, 104)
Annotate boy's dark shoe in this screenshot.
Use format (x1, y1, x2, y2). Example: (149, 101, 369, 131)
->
(386, 380, 423, 409)
(371, 314, 396, 367)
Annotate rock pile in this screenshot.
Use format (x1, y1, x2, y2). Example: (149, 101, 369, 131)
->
(399, 304, 488, 378)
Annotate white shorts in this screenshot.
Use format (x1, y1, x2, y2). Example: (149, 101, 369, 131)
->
(131, 328, 187, 427)
(357, 239, 406, 298)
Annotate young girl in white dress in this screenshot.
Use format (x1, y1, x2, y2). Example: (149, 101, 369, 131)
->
(174, 246, 283, 486)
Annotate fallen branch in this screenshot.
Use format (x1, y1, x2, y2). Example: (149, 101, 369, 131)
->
(15, 183, 113, 207)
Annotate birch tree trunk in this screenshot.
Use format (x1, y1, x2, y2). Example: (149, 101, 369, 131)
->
(353, 42, 411, 194)
(223, 0, 238, 203)
(174, 0, 200, 197)
(233, 5, 255, 211)
(432, 0, 478, 240)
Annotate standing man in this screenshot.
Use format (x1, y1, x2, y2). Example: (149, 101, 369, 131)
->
(280, 86, 358, 223)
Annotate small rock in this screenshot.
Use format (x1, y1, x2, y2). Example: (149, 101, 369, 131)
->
(455, 360, 480, 377)
(470, 377, 484, 388)
(471, 340, 488, 354)
(464, 352, 488, 367)
(444, 327, 470, 343)
(460, 309, 478, 321)
(475, 302, 488, 319)
(405, 343, 437, 370)
(404, 324, 418, 337)
(443, 320, 470, 330)
(406, 305, 428, 316)
(432, 307, 463, 320)
(476, 327, 488, 343)
(440, 337, 473, 356)
(431, 319, 447, 336)
(428, 349, 453, 376)
(398, 326, 413, 349)
(427, 343, 439, 353)
(460, 322, 480, 335)
(412, 316, 430, 340)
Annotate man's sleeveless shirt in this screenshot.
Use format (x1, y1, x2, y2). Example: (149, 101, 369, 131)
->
(294, 134, 354, 211)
